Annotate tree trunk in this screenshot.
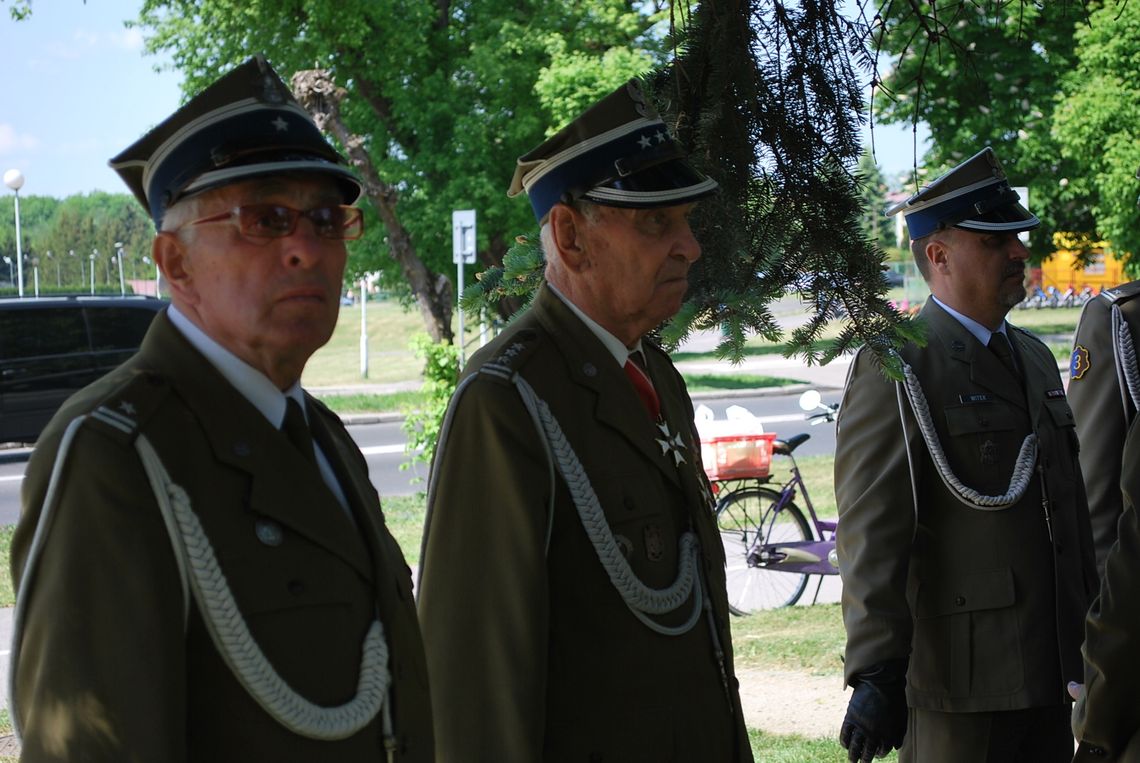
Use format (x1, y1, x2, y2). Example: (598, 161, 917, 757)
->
(291, 68, 454, 344)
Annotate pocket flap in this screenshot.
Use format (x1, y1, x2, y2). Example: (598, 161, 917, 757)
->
(945, 403, 1015, 436)
(916, 567, 1015, 618)
(1044, 398, 1076, 428)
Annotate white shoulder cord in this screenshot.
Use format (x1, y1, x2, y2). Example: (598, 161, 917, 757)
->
(9, 412, 394, 746)
(897, 363, 1038, 509)
(488, 363, 703, 637)
(9, 415, 89, 739)
(132, 433, 393, 743)
(1112, 305, 1140, 417)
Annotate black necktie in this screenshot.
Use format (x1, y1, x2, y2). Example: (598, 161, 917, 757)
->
(988, 331, 1020, 380)
(281, 398, 316, 465)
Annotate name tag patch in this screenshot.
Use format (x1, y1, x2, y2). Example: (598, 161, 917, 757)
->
(959, 393, 995, 404)
(1046, 388, 1067, 399)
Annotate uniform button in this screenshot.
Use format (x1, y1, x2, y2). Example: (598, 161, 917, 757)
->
(624, 497, 636, 511)
(287, 579, 305, 596)
(979, 417, 990, 426)
(255, 519, 285, 546)
(954, 595, 966, 607)
(582, 362, 598, 377)
(588, 754, 602, 762)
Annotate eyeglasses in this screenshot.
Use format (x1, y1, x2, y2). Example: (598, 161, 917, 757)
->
(182, 204, 364, 241)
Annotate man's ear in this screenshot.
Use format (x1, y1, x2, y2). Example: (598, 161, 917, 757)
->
(926, 233, 951, 275)
(153, 232, 197, 304)
(548, 203, 589, 273)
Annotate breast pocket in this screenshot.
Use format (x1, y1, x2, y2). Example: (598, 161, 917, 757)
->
(592, 469, 679, 587)
(943, 402, 1023, 493)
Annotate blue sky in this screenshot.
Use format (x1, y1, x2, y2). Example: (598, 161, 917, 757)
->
(0, 0, 928, 200)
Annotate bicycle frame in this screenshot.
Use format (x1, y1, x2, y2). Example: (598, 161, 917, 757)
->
(717, 446, 838, 577)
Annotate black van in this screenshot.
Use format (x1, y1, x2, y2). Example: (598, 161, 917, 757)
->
(0, 296, 165, 444)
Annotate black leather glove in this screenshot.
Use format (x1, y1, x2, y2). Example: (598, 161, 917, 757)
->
(840, 661, 908, 762)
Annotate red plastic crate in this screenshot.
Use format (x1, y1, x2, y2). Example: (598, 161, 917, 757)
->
(700, 432, 777, 481)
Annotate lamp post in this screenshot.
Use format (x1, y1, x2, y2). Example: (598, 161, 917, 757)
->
(89, 250, 96, 295)
(142, 256, 161, 297)
(46, 250, 60, 288)
(113, 242, 126, 296)
(31, 256, 38, 297)
(4, 169, 25, 298)
(70, 249, 83, 290)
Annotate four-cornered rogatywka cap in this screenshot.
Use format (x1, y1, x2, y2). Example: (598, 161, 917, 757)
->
(508, 79, 717, 222)
(886, 147, 1039, 240)
(109, 55, 363, 228)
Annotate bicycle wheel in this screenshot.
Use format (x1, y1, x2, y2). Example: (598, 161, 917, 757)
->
(715, 486, 812, 613)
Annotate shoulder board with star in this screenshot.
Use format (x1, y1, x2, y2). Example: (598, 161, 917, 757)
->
(473, 328, 542, 382)
(84, 369, 173, 446)
(1100, 280, 1140, 305)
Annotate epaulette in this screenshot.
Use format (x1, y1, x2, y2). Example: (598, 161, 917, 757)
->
(474, 328, 541, 382)
(1009, 323, 1050, 352)
(84, 369, 173, 446)
(1100, 280, 1140, 305)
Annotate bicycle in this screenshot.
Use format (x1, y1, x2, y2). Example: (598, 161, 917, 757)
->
(704, 390, 840, 614)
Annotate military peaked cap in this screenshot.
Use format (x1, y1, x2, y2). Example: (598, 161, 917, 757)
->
(109, 55, 362, 227)
(886, 147, 1038, 239)
(508, 79, 717, 222)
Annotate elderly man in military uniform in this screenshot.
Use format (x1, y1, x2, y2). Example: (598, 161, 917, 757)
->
(1069, 273, 1140, 572)
(417, 80, 753, 761)
(10, 56, 433, 762)
(834, 147, 1098, 763)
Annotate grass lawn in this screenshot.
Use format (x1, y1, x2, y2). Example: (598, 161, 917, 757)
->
(302, 299, 429, 388)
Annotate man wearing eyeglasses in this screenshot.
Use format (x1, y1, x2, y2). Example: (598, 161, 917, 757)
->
(10, 56, 433, 762)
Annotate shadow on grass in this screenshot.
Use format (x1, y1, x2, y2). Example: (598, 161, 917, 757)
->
(684, 374, 802, 391)
(673, 339, 834, 364)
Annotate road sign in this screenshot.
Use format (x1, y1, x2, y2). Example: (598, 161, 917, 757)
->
(453, 210, 476, 264)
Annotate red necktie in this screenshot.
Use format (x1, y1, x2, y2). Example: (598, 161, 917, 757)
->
(623, 353, 661, 421)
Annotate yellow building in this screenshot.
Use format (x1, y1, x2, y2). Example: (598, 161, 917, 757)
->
(1036, 236, 1128, 293)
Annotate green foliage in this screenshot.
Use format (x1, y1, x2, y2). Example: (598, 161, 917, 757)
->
(1053, 1, 1140, 271)
(134, 0, 665, 318)
(857, 151, 895, 252)
(873, 1, 1095, 260)
(0, 193, 155, 291)
(400, 335, 459, 474)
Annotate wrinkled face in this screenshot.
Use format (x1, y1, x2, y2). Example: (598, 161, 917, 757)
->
(159, 176, 349, 386)
(574, 203, 701, 344)
(928, 227, 1029, 329)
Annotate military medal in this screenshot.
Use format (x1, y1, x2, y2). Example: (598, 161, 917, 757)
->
(656, 420, 687, 466)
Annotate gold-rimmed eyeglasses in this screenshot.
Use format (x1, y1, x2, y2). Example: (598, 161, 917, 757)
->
(181, 204, 364, 241)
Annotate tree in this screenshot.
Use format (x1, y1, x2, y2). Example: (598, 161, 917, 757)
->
(134, 0, 668, 342)
(857, 151, 895, 254)
(1053, 0, 1140, 271)
(871, 0, 1097, 260)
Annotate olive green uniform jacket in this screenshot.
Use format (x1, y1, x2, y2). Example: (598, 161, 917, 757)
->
(1073, 416, 1140, 761)
(11, 312, 433, 762)
(835, 300, 1097, 714)
(417, 285, 751, 762)
(1068, 281, 1140, 574)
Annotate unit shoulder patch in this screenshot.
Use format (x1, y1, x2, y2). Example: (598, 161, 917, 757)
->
(1070, 345, 1091, 381)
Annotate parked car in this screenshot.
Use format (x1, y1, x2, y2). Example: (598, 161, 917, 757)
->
(0, 296, 165, 444)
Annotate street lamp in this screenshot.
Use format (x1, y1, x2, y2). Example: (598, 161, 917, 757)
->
(113, 242, 126, 296)
(70, 249, 83, 290)
(46, 250, 60, 287)
(31, 256, 39, 297)
(4, 169, 25, 298)
(89, 250, 96, 295)
(142, 256, 161, 298)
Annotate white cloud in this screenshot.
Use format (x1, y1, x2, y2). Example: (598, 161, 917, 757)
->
(0, 125, 40, 155)
(116, 27, 145, 51)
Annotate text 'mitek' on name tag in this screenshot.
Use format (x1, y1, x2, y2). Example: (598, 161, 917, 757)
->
(959, 393, 995, 404)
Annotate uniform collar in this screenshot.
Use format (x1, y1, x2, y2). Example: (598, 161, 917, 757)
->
(546, 282, 645, 366)
(931, 295, 1010, 347)
(167, 305, 303, 429)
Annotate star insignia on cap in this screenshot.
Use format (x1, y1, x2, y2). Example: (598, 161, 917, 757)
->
(656, 422, 687, 466)
(654, 130, 668, 144)
(637, 134, 653, 150)
(119, 400, 137, 417)
(271, 116, 289, 132)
